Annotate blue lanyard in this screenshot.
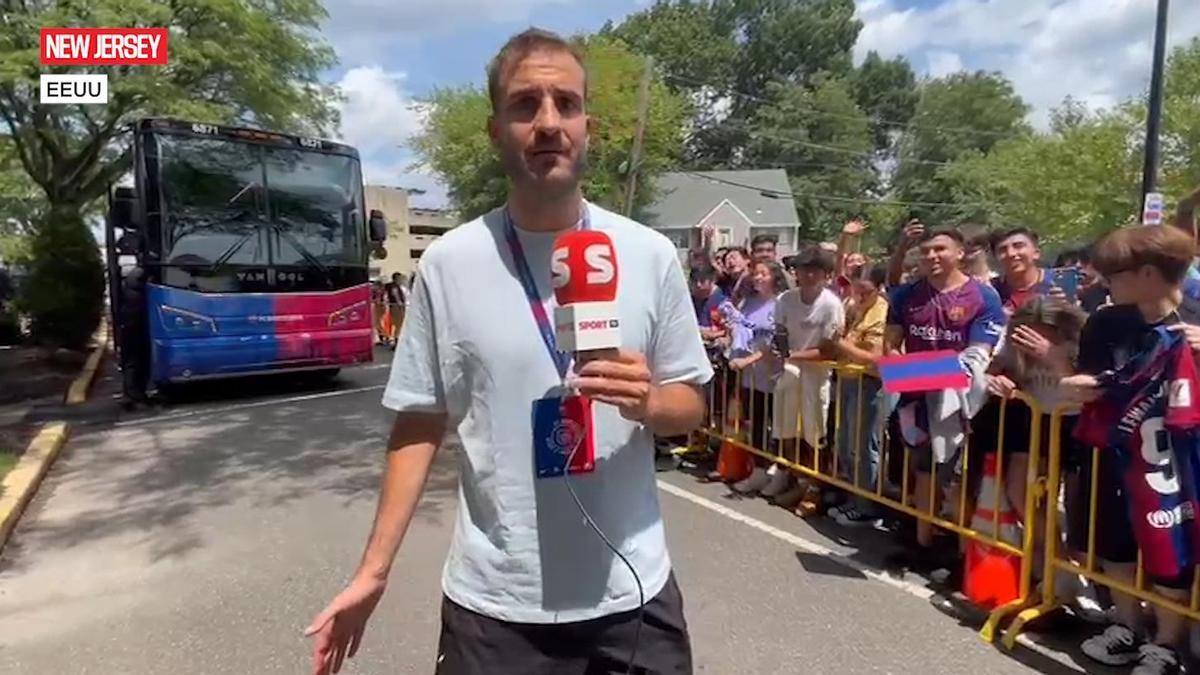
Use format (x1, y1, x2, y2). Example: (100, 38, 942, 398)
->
(502, 205, 590, 381)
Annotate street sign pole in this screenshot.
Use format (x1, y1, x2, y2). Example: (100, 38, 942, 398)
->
(1139, 0, 1170, 217)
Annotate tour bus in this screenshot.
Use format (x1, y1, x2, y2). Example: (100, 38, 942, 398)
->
(106, 118, 387, 395)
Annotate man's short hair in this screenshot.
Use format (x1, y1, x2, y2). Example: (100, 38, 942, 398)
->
(991, 227, 1040, 254)
(690, 264, 717, 284)
(487, 29, 588, 113)
(791, 246, 836, 274)
(1055, 248, 1089, 268)
(751, 233, 778, 248)
(1092, 225, 1198, 284)
(920, 228, 965, 246)
(723, 246, 749, 262)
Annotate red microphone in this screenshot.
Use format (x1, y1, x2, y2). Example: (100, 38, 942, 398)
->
(551, 230, 621, 366)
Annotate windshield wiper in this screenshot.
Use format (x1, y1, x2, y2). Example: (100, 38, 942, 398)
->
(270, 220, 330, 279)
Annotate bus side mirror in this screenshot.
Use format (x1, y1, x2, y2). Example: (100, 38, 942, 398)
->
(116, 232, 143, 256)
(368, 209, 387, 243)
(110, 187, 137, 231)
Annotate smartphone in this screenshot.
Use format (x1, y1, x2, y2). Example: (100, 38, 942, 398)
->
(1052, 267, 1082, 300)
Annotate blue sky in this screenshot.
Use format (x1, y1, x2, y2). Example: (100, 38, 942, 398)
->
(321, 0, 1200, 208)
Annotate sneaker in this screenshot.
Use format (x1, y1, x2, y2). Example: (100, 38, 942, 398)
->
(1132, 643, 1182, 675)
(1081, 624, 1141, 666)
(835, 505, 883, 529)
(733, 467, 770, 495)
(761, 467, 793, 498)
(795, 485, 822, 518)
(827, 503, 850, 519)
(771, 484, 805, 509)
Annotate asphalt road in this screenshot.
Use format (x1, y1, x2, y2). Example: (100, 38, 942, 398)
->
(0, 353, 1091, 674)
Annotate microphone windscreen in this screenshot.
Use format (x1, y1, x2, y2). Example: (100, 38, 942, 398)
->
(551, 230, 618, 305)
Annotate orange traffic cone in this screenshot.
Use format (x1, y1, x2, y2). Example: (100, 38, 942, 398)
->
(715, 393, 753, 482)
(963, 453, 1022, 608)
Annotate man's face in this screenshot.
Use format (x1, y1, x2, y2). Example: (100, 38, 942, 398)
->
(488, 49, 589, 197)
(752, 241, 776, 262)
(852, 278, 879, 303)
(725, 251, 747, 275)
(692, 278, 713, 299)
(995, 234, 1040, 277)
(793, 265, 828, 292)
(918, 235, 965, 280)
(1107, 265, 1173, 305)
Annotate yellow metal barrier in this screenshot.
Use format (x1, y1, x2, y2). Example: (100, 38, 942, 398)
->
(692, 362, 1047, 644)
(999, 407, 1200, 648)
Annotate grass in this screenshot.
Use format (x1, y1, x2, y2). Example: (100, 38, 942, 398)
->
(0, 448, 20, 495)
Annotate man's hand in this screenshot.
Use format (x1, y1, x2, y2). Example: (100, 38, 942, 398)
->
(1061, 373, 1101, 404)
(727, 356, 752, 371)
(986, 374, 1017, 399)
(1169, 324, 1200, 355)
(1011, 325, 1053, 360)
(900, 219, 924, 249)
(842, 220, 866, 237)
(306, 575, 387, 675)
(574, 350, 654, 422)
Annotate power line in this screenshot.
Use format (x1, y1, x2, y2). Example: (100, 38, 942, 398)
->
(696, 120, 959, 168)
(681, 170, 988, 209)
(666, 72, 1024, 141)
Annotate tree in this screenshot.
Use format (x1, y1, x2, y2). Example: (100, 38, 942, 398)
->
(0, 1, 339, 347)
(892, 71, 1031, 224)
(940, 104, 1141, 246)
(411, 35, 689, 221)
(849, 51, 918, 153)
(1160, 37, 1200, 203)
(745, 78, 873, 240)
(608, 0, 862, 169)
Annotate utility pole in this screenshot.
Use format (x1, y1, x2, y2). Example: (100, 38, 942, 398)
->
(1139, 0, 1170, 215)
(623, 55, 654, 217)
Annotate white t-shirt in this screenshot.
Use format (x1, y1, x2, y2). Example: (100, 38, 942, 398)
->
(776, 287, 845, 352)
(382, 201, 713, 624)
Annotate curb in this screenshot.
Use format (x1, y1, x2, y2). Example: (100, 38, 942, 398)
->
(0, 422, 69, 554)
(65, 320, 109, 406)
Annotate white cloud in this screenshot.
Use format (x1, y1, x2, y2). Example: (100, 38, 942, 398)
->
(334, 66, 445, 206)
(325, 0, 577, 65)
(926, 50, 963, 79)
(855, 0, 1200, 128)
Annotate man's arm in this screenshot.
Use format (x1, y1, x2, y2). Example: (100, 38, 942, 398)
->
(886, 220, 924, 287)
(884, 325, 905, 356)
(646, 382, 706, 437)
(356, 412, 447, 581)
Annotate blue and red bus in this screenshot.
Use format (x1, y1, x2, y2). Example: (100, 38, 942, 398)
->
(107, 118, 386, 397)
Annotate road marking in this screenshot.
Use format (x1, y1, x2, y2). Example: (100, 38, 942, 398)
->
(657, 480, 934, 600)
(114, 385, 386, 428)
(657, 479, 1086, 672)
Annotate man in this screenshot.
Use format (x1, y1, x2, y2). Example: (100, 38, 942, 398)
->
(991, 227, 1052, 314)
(690, 263, 726, 343)
(306, 29, 711, 675)
(757, 247, 844, 512)
(1170, 184, 1200, 301)
(718, 246, 749, 299)
(751, 233, 778, 263)
(885, 229, 1006, 568)
(384, 272, 408, 347)
(1063, 225, 1200, 675)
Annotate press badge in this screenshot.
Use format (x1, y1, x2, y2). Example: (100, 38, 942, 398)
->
(532, 396, 595, 478)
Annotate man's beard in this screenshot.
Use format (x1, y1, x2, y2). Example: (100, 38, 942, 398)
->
(502, 145, 589, 197)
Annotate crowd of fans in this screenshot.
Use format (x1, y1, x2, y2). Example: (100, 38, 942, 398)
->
(685, 188, 1200, 675)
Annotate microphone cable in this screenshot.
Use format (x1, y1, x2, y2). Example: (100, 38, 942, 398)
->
(562, 407, 645, 675)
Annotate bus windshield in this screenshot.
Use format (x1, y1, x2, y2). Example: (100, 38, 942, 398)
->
(158, 134, 365, 275)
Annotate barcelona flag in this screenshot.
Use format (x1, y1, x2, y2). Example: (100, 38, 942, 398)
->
(877, 350, 969, 394)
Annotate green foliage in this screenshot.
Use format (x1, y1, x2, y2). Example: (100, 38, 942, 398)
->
(849, 51, 918, 152)
(940, 107, 1141, 247)
(17, 207, 104, 349)
(411, 35, 689, 221)
(892, 71, 1031, 224)
(746, 78, 873, 240)
(1160, 37, 1200, 203)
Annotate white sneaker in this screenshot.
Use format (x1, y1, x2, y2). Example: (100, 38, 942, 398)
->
(733, 467, 770, 495)
(761, 467, 793, 498)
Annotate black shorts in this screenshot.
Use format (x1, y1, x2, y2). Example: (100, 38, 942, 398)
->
(435, 573, 693, 675)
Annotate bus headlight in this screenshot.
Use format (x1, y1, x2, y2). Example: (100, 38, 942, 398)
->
(328, 301, 368, 328)
(161, 305, 217, 334)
